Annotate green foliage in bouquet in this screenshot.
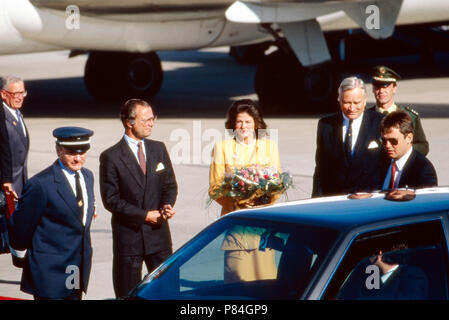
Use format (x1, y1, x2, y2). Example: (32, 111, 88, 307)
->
(208, 165, 293, 208)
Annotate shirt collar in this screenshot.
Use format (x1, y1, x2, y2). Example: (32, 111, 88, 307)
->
(342, 112, 364, 127)
(58, 159, 80, 175)
(376, 103, 397, 114)
(393, 146, 413, 171)
(2, 102, 19, 118)
(381, 264, 399, 283)
(124, 134, 145, 147)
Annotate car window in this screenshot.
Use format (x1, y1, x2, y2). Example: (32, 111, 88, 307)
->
(132, 217, 339, 300)
(324, 219, 449, 300)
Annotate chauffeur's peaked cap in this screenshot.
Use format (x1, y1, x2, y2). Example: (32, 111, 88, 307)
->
(53, 126, 94, 153)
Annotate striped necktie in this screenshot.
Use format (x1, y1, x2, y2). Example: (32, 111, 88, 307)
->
(389, 161, 397, 190)
(138, 142, 146, 175)
(344, 119, 353, 162)
(15, 110, 26, 137)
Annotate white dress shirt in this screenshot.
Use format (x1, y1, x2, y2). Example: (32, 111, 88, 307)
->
(59, 159, 88, 226)
(381, 264, 400, 283)
(382, 147, 413, 190)
(3, 102, 27, 137)
(124, 134, 146, 164)
(342, 112, 363, 156)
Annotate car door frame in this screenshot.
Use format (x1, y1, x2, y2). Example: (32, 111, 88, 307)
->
(303, 211, 449, 300)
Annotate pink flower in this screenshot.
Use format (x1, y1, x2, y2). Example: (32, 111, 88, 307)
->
(254, 176, 259, 183)
(238, 181, 245, 186)
(264, 174, 269, 180)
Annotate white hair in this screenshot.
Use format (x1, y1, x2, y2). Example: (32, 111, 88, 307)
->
(338, 76, 367, 100)
(0, 75, 24, 90)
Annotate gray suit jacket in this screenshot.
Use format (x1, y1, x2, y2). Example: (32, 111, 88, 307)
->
(2, 104, 29, 196)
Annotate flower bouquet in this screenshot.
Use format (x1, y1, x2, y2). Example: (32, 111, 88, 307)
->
(209, 165, 293, 209)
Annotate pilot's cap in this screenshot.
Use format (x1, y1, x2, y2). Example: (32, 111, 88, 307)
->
(371, 65, 401, 87)
(53, 127, 94, 153)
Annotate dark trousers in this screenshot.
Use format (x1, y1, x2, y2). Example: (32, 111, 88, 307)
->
(113, 248, 172, 298)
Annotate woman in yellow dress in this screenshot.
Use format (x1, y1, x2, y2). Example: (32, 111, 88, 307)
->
(208, 99, 281, 283)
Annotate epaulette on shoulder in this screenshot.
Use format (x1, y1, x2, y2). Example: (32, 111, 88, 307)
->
(405, 106, 419, 116)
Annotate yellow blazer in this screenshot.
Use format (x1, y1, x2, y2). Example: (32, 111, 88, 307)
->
(209, 138, 281, 216)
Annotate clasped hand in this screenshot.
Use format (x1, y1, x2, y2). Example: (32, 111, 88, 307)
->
(144, 204, 176, 224)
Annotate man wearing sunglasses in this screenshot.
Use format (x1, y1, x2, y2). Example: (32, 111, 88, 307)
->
(368, 65, 429, 156)
(380, 111, 437, 191)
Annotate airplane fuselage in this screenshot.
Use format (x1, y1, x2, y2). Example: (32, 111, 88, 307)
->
(1, 0, 448, 55)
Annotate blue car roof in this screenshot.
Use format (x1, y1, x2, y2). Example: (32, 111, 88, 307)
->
(228, 188, 449, 230)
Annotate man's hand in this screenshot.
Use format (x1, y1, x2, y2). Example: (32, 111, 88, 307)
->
(145, 210, 162, 224)
(2, 182, 18, 200)
(161, 204, 175, 219)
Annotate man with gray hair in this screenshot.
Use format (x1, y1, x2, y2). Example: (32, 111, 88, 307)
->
(0, 75, 29, 265)
(0, 75, 29, 199)
(312, 76, 384, 197)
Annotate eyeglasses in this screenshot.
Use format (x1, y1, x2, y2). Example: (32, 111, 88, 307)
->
(129, 116, 157, 124)
(139, 116, 157, 124)
(381, 137, 399, 146)
(3, 90, 27, 98)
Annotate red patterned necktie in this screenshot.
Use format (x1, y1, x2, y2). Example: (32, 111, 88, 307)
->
(138, 142, 146, 175)
(389, 161, 397, 190)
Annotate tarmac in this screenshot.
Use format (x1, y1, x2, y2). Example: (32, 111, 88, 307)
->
(0, 47, 449, 299)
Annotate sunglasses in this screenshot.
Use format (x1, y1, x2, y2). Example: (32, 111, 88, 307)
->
(380, 137, 399, 146)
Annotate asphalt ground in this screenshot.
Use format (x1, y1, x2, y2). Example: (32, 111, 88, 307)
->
(0, 47, 449, 299)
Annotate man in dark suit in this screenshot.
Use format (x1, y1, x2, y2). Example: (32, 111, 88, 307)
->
(0, 75, 29, 199)
(380, 110, 437, 190)
(338, 244, 429, 300)
(312, 76, 384, 197)
(0, 100, 12, 193)
(100, 99, 178, 298)
(0, 75, 30, 264)
(367, 65, 429, 155)
(8, 127, 95, 300)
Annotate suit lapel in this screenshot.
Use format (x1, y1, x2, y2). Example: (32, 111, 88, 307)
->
(144, 139, 158, 188)
(24, 120, 30, 151)
(81, 168, 95, 228)
(333, 113, 349, 168)
(3, 105, 28, 148)
(119, 138, 145, 189)
(53, 162, 82, 223)
(352, 112, 370, 162)
(398, 150, 416, 188)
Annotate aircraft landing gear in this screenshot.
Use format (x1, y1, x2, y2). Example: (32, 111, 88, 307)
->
(229, 41, 271, 65)
(255, 49, 339, 115)
(84, 51, 163, 101)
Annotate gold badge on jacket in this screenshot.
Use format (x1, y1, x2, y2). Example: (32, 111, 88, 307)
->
(78, 200, 83, 207)
(13, 121, 17, 126)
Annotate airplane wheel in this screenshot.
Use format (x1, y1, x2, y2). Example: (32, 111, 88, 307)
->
(229, 41, 270, 65)
(84, 51, 163, 101)
(255, 50, 339, 114)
